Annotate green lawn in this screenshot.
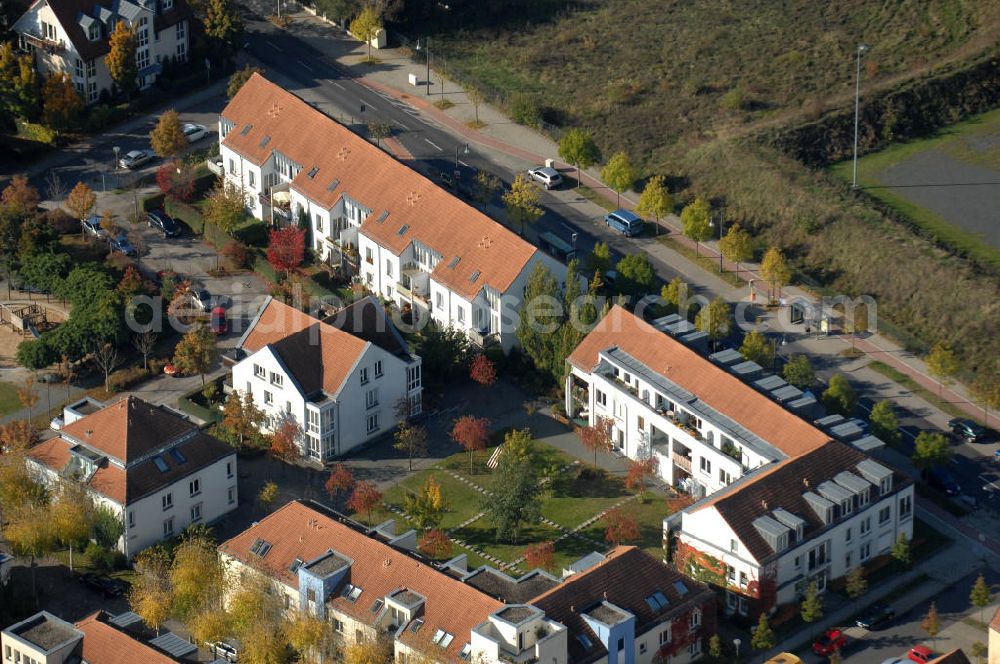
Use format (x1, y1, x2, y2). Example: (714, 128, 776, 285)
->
(542, 469, 631, 529)
(383, 469, 486, 531)
(575, 495, 671, 561)
(0, 381, 21, 417)
(451, 520, 564, 567)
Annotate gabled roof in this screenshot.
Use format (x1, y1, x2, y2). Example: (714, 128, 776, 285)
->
(220, 74, 538, 300)
(567, 306, 831, 458)
(323, 296, 411, 360)
(240, 298, 369, 398)
(696, 441, 910, 561)
(530, 547, 713, 664)
(76, 611, 179, 663)
(59, 395, 195, 464)
(991, 605, 1000, 632)
(218, 500, 502, 663)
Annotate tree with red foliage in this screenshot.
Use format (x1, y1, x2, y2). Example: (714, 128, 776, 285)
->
(603, 507, 640, 546)
(155, 162, 195, 201)
(579, 416, 614, 466)
(324, 463, 355, 504)
(417, 529, 452, 560)
(347, 481, 382, 525)
(523, 541, 555, 572)
(269, 418, 301, 468)
(117, 264, 144, 297)
(266, 226, 306, 279)
(469, 354, 497, 386)
(450, 415, 490, 474)
(625, 456, 659, 501)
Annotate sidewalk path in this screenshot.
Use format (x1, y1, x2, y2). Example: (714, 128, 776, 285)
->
(284, 10, 996, 430)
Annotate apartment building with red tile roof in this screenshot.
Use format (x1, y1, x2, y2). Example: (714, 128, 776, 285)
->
(218, 74, 567, 353)
(26, 396, 237, 557)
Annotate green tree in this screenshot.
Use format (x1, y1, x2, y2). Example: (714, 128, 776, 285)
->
(845, 565, 868, 602)
(402, 474, 445, 529)
(782, 354, 814, 388)
(173, 323, 218, 386)
(869, 400, 900, 446)
(204, 0, 244, 62)
(204, 181, 248, 234)
(481, 444, 542, 543)
(586, 241, 611, 278)
(661, 277, 687, 310)
(41, 73, 83, 132)
(822, 373, 856, 416)
(350, 5, 383, 62)
(912, 431, 951, 470)
(750, 613, 775, 653)
(0, 43, 41, 120)
(707, 634, 722, 663)
(600, 151, 635, 208)
(926, 342, 959, 397)
(393, 421, 427, 472)
(106, 21, 137, 97)
(413, 321, 471, 385)
(971, 642, 987, 664)
(970, 573, 990, 625)
(227, 65, 263, 98)
(558, 128, 601, 187)
(615, 253, 656, 299)
(740, 330, 773, 367)
(635, 175, 672, 235)
(503, 173, 543, 236)
(760, 247, 791, 301)
(680, 197, 712, 256)
(150, 109, 188, 159)
(696, 296, 730, 348)
(516, 263, 564, 381)
(800, 581, 824, 635)
(91, 504, 124, 548)
(472, 170, 501, 208)
(719, 223, 753, 277)
(891, 532, 912, 569)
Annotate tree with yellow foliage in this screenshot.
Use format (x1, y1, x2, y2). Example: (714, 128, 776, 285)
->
(403, 474, 445, 529)
(129, 548, 172, 634)
(50, 481, 94, 572)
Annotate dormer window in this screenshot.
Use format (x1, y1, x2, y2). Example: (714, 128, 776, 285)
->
(163, 0, 173, 10)
(88, 23, 99, 40)
(840, 498, 852, 516)
(880, 476, 892, 495)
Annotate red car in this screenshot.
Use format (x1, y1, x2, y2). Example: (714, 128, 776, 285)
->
(812, 628, 847, 657)
(908, 645, 933, 663)
(210, 306, 228, 335)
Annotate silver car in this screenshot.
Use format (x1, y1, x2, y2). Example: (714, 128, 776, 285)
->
(119, 148, 154, 169)
(527, 166, 563, 189)
(183, 123, 209, 142)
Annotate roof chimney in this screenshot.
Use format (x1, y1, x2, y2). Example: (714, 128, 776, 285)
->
(761, 499, 768, 510)
(803, 478, 810, 488)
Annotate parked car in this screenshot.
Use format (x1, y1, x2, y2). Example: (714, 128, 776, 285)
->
(812, 628, 847, 657)
(527, 166, 563, 189)
(208, 640, 240, 662)
(82, 215, 109, 240)
(110, 234, 137, 257)
(604, 208, 644, 237)
(922, 466, 961, 496)
(764, 655, 803, 664)
(189, 288, 212, 311)
(49, 416, 63, 431)
(980, 471, 1000, 493)
(80, 573, 127, 598)
(210, 306, 228, 335)
(119, 148, 154, 169)
(183, 123, 209, 142)
(949, 418, 987, 442)
(147, 209, 181, 237)
(856, 603, 895, 630)
(907, 646, 934, 663)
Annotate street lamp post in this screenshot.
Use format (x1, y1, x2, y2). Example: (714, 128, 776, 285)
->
(733, 638, 741, 660)
(454, 142, 469, 169)
(852, 43, 869, 188)
(112, 145, 120, 171)
(415, 38, 430, 96)
(710, 213, 725, 273)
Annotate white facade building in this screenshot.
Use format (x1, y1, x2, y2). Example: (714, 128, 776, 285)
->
(13, 0, 189, 102)
(566, 306, 832, 498)
(232, 296, 422, 463)
(217, 73, 567, 351)
(676, 441, 914, 616)
(26, 396, 237, 557)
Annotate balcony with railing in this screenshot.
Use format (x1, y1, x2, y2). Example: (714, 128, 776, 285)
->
(259, 182, 292, 223)
(20, 32, 65, 53)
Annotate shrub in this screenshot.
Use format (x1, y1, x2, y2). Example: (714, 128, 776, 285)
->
(105, 253, 133, 272)
(148, 357, 168, 375)
(84, 541, 115, 572)
(164, 198, 204, 234)
(141, 193, 165, 211)
(16, 339, 56, 369)
(107, 365, 150, 392)
(83, 104, 126, 132)
(221, 241, 249, 268)
(44, 208, 78, 234)
(508, 92, 541, 127)
(234, 221, 268, 248)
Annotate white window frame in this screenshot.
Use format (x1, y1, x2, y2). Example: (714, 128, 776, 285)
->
(190, 503, 202, 522)
(366, 413, 379, 433)
(189, 478, 201, 497)
(163, 517, 174, 537)
(162, 493, 173, 511)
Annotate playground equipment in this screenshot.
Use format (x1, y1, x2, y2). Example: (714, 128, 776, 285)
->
(0, 303, 49, 338)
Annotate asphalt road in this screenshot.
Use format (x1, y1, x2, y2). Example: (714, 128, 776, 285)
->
(839, 566, 999, 663)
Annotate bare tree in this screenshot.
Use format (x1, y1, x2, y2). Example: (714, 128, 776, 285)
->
(132, 332, 157, 371)
(46, 169, 66, 201)
(91, 342, 120, 393)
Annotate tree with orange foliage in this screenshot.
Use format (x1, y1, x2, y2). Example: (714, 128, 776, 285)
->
(579, 416, 614, 466)
(324, 463, 354, 505)
(469, 354, 497, 386)
(450, 415, 490, 474)
(269, 418, 301, 467)
(625, 456, 659, 501)
(0, 419, 34, 456)
(17, 375, 38, 426)
(1, 175, 39, 215)
(523, 541, 555, 572)
(603, 507, 640, 546)
(347, 481, 382, 525)
(417, 529, 452, 560)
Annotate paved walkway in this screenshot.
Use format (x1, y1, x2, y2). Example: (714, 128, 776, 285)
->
(282, 9, 996, 431)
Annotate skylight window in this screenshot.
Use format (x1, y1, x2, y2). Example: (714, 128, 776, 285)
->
(240, 123, 252, 136)
(376, 211, 389, 223)
(459, 644, 472, 660)
(327, 178, 340, 192)
(644, 591, 669, 611)
(259, 135, 271, 148)
(397, 224, 409, 236)
(673, 580, 689, 597)
(410, 618, 424, 633)
(440, 633, 454, 648)
(577, 633, 593, 649)
(341, 583, 362, 602)
(432, 629, 453, 647)
(168, 448, 186, 464)
(307, 166, 319, 178)
(288, 557, 303, 573)
(448, 256, 461, 269)
(370, 599, 384, 614)
(468, 270, 480, 283)
(152, 456, 169, 473)
(249, 539, 272, 558)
